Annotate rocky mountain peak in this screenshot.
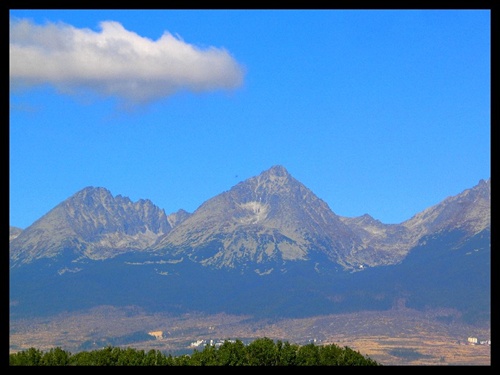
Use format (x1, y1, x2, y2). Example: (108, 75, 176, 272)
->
(263, 165, 290, 178)
(155, 165, 360, 270)
(167, 209, 192, 229)
(10, 187, 174, 265)
(71, 186, 114, 203)
(402, 178, 490, 238)
(234, 165, 302, 202)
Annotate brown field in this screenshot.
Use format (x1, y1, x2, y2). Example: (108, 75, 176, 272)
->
(9, 305, 490, 366)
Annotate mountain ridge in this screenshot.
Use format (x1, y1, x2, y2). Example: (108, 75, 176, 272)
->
(9, 166, 491, 329)
(10, 166, 490, 272)
(9, 186, 188, 266)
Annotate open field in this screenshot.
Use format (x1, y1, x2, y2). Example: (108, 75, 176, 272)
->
(10, 305, 490, 366)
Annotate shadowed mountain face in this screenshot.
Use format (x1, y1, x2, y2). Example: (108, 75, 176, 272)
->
(9, 166, 490, 324)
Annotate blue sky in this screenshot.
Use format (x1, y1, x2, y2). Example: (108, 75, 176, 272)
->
(9, 9, 490, 229)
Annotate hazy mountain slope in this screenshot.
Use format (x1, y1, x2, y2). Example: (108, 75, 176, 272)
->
(341, 227, 491, 325)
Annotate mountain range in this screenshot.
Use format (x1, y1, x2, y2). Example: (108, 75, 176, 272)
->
(9, 165, 490, 326)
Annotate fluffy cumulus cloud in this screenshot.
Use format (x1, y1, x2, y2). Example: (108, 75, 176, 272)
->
(10, 19, 245, 105)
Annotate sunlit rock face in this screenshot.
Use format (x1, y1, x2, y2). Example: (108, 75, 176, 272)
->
(401, 179, 490, 239)
(155, 165, 368, 271)
(9, 187, 180, 266)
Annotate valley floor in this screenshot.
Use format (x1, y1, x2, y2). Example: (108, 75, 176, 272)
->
(9, 305, 491, 366)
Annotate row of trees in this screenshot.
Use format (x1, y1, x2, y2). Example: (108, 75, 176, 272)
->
(10, 337, 381, 366)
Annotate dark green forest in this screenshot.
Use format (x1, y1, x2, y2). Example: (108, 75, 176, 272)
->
(9, 337, 381, 366)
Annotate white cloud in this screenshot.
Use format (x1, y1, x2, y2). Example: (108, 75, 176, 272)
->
(9, 19, 245, 105)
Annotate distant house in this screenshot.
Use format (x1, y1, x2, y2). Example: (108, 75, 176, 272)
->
(190, 339, 205, 347)
(148, 331, 163, 340)
(467, 337, 478, 344)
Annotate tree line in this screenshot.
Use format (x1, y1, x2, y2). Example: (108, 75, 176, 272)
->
(10, 337, 381, 366)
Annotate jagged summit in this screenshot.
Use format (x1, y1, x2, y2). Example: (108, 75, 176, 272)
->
(75, 186, 109, 195)
(478, 178, 490, 186)
(70, 186, 132, 205)
(261, 165, 290, 177)
(9, 186, 178, 266)
(229, 165, 303, 201)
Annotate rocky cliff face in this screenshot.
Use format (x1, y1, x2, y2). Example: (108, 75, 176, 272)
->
(153, 165, 362, 270)
(9, 187, 183, 266)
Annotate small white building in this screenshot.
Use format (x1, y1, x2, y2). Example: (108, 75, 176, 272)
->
(190, 339, 205, 348)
